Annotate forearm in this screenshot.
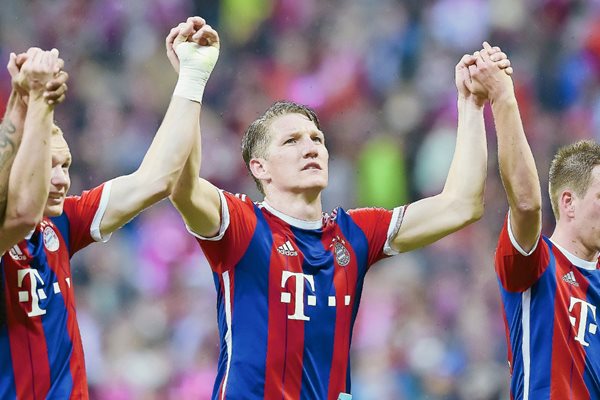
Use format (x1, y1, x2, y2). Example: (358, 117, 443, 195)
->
(492, 95, 541, 212)
(136, 96, 200, 194)
(171, 131, 200, 206)
(0, 91, 27, 223)
(5, 93, 53, 226)
(98, 96, 201, 235)
(442, 97, 487, 216)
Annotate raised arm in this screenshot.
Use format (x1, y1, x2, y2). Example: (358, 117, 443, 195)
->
(0, 48, 61, 253)
(98, 18, 219, 236)
(390, 53, 488, 252)
(167, 18, 222, 238)
(476, 42, 541, 252)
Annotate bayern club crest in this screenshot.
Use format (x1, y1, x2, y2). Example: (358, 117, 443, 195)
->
(330, 236, 350, 267)
(43, 226, 60, 252)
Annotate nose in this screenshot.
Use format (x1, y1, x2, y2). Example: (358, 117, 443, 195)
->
(51, 165, 69, 188)
(302, 137, 319, 158)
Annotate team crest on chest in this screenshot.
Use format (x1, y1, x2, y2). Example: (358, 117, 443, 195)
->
(330, 236, 350, 267)
(42, 225, 60, 252)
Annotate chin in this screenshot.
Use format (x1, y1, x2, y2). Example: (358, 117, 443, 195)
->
(44, 203, 65, 217)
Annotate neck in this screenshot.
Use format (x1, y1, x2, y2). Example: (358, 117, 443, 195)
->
(264, 189, 323, 221)
(550, 224, 600, 262)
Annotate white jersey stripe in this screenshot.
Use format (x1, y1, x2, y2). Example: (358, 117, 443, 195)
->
(522, 289, 531, 400)
(90, 180, 113, 243)
(221, 271, 233, 400)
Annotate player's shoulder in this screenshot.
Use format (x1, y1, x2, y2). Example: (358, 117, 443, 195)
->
(345, 206, 392, 220)
(223, 191, 260, 209)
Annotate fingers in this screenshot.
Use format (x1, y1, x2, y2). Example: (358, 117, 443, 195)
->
(45, 83, 67, 105)
(496, 59, 511, 69)
(176, 21, 194, 42)
(458, 53, 476, 68)
(186, 16, 206, 30)
(482, 41, 494, 53)
(165, 26, 179, 51)
(55, 57, 65, 74)
(15, 52, 27, 68)
(192, 24, 220, 47)
(7, 52, 19, 78)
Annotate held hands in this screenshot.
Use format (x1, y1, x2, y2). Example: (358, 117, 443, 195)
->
(7, 48, 69, 106)
(468, 42, 515, 104)
(456, 42, 512, 106)
(166, 16, 220, 103)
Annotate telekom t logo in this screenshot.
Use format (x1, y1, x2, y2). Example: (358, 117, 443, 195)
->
(18, 269, 47, 317)
(569, 296, 598, 347)
(280, 271, 352, 320)
(16, 268, 70, 318)
(281, 271, 316, 321)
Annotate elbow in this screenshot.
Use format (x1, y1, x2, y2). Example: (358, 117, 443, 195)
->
(512, 199, 542, 217)
(136, 170, 177, 202)
(451, 193, 485, 226)
(3, 213, 40, 238)
(468, 201, 485, 223)
(156, 179, 175, 199)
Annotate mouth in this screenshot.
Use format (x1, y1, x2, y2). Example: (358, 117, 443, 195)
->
(48, 193, 64, 201)
(302, 163, 321, 171)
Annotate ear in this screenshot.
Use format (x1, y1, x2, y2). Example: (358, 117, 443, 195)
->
(249, 157, 270, 182)
(559, 190, 576, 219)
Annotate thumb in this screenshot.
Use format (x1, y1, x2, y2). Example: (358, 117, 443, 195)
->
(7, 53, 18, 78)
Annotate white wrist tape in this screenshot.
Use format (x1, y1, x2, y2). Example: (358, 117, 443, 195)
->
(173, 42, 219, 103)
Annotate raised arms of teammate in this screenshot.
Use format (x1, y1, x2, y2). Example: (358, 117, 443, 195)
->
(96, 18, 219, 237)
(389, 45, 512, 253)
(473, 42, 541, 252)
(168, 18, 222, 239)
(0, 48, 64, 253)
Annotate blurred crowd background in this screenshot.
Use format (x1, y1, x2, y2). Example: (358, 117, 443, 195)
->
(2, 0, 600, 398)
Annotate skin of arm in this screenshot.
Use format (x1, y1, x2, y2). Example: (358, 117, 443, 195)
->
(169, 128, 222, 238)
(477, 43, 541, 252)
(0, 49, 59, 254)
(98, 19, 219, 236)
(0, 90, 26, 225)
(390, 53, 488, 253)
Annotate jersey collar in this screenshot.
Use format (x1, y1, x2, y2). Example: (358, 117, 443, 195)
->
(260, 200, 323, 230)
(550, 239, 598, 271)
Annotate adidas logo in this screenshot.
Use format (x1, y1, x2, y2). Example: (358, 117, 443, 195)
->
(562, 271, 579, 287)
(8, 245, 26, 261)
(277, 240, 298, 256)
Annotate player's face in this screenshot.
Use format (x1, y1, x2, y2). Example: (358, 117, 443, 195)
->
(572, 165, 600, 253)
(44, 134, 72, 217)
(261, 113, 329, 195)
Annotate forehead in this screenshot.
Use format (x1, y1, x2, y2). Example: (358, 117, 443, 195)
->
(51, 134, 71, 160)
(268, 113, 320, 138)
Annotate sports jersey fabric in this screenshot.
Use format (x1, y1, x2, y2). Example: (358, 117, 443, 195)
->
(496, 213, 600, 400)
(189, 191, 405, 400)
(0, 182, 112, 399)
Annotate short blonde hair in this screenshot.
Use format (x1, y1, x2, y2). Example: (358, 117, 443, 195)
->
(549, 140, 600, 219)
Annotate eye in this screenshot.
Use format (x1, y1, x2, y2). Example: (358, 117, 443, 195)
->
(312, 136, 323, 143)
(284, 138, 297, 144)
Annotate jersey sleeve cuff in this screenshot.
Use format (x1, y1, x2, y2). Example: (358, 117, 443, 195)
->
(507, 208, 540, 256)
(186, 189, 231, 241)
(90, 180, 113, 243)
(383, 206, 405, 256)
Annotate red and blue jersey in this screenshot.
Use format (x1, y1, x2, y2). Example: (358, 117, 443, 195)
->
(0, 182, 112, 400)
(495, 214, 600, 400)
(189, 191, 405, 400)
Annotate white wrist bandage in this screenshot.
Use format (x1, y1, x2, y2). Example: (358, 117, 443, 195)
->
(173, 42, 219, 103)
